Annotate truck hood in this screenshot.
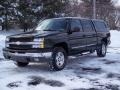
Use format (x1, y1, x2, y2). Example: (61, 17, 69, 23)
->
(8, 31, 61, 38)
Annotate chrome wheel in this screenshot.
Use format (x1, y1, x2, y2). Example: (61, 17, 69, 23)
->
(55, 52, 65, 68)
(102, 44, 106, 54)
(50, 47, 67, 71)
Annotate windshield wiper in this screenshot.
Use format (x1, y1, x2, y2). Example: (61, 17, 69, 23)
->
(43, 29, 64, 31)
(43, 29, 56, 31)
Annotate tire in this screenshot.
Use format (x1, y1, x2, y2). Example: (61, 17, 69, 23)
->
(96, 42, 107, 57)
(15, 61, 29, 67)
(50, 47, 67, 71)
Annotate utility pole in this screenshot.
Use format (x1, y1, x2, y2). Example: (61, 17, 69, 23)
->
(93, 0, 96, 19)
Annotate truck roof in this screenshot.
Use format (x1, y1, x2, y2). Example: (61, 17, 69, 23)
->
(50, 17, 104, 22)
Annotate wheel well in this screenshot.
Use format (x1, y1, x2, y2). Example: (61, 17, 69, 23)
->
(102, 38, 108, 45)
(53, 42, 69, 54)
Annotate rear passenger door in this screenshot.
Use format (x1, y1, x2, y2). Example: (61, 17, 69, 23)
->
(68, 19, 86, 53)
(81, 19, 97, 50)
(93, 21, 110, 45)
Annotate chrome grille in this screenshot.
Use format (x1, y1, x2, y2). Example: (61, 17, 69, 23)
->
(8, 37, 33, 49)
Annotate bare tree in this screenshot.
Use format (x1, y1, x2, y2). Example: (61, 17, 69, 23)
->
(115, 7, 120, 30)
(78, 0, 116, 29)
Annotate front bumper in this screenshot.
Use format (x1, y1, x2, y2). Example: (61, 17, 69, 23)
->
(3, 48, 52, 63)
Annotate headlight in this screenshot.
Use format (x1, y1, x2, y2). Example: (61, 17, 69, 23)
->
(33, 38, 44, 42)
(33, 38, 44, 48)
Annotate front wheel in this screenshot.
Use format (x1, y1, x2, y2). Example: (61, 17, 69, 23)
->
(15, 61, 29, 67)
(96, 42, 107, 57)
(50, 47, 67, 71)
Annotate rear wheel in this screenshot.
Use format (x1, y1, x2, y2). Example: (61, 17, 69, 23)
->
(50, 47, 67, 71)
(15, 61, 29, 67)
(96, 42, 107, 57)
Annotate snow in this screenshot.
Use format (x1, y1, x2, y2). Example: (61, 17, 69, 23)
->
(0, 30, 120, 90)
(0, 35, 6, 58)
(109, 30, 120, 47)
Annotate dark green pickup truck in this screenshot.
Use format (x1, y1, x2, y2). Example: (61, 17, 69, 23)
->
(3, 17, 111, 71)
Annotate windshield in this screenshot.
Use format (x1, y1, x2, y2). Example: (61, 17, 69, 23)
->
(35, 19, 66, 31)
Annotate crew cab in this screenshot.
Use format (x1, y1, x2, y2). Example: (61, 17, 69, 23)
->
(3, 17, 111, 71)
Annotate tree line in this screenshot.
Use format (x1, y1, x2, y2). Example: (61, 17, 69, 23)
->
(0, 0, 120, 31)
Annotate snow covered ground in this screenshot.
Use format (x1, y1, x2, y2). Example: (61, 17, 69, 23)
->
(0, 30, 120, 90)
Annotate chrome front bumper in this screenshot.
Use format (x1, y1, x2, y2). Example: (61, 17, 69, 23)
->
(4, 52, 52, 58)
(3, 49, 52, 62)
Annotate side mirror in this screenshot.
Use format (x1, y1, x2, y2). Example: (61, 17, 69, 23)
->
(71, 27, 80, 32)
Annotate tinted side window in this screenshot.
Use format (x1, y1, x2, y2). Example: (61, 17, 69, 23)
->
(94, 21, 108, 32)
(81, 20, 94, 32)
(70, 19, 82, 32)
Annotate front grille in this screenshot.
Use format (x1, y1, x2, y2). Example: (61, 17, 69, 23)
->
(9, 45, 32, 50)
(9, 37, 33, 42)
(8, 37, 33, 50)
